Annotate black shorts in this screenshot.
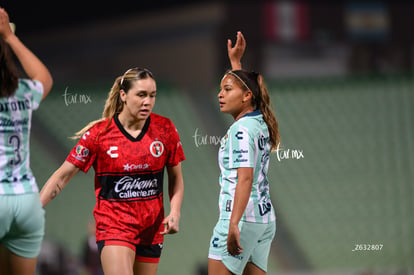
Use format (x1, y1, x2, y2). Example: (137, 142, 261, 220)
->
(97, 240, 163, 263)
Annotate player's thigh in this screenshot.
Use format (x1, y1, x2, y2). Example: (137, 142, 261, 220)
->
(0, 244, 37, 275)
(243, 262, 266, 275)
(100, 245, 135, 275)
(133, 261, 158, 275)
(9, 252, 37, 275)
(208, 258, 233, 275)
(0, 244, 11, 275)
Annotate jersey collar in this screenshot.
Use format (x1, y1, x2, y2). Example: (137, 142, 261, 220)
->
(114, 113, 151, 142)
(241, 109, 261, 118)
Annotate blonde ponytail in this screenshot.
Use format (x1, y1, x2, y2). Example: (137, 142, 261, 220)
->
(71, 76, 124, 139)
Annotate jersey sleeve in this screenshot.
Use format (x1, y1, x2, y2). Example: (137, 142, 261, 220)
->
(29, 80, 44, 110)
(17, 79, 44, 111)
(20, 79, 44, 110)
(66, 130, 97, 173)
(166, 120, 185, 167)
(228, 123, 255, 169)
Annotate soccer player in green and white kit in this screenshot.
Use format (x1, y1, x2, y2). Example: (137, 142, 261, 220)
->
(208, 32, 280, 275)
(0, 7, 53, 275)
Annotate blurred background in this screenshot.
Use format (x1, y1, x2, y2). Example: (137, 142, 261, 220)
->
(3, 1, 414, 274)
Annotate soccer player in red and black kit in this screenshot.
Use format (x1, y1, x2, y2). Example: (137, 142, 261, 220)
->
(40, 68, 185, 275)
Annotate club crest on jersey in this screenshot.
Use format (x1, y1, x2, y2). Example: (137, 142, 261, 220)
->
(220, 134, 228, 149)
(150, 141, 164, 158)
(73, 145, 89, 162)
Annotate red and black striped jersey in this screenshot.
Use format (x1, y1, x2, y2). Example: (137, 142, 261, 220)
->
(66, 113, 185, 244)
(67, 113, 184, 202)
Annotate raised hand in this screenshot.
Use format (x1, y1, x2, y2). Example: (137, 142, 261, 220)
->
(0, 8, 13, 39)
(227, 31, 246, 70)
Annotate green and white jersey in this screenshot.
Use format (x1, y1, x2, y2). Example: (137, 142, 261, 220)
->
(0, 79, 43, 195)
(218, 110, 275, 223)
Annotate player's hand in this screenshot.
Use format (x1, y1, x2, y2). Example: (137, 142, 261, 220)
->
(227, 31, 246, 70)
(227, 223, 243, 256)
(160, 213, 179, 235)
(0, 8, 13, 40)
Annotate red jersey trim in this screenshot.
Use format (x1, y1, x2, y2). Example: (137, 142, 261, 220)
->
(136, 255, 160, 263)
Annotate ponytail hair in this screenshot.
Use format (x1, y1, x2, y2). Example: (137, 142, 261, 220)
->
(225, 70, 280, 151)
(256, 74, 280, 151)
(0, 38, 18, 98)
(72, 67, 154, 139)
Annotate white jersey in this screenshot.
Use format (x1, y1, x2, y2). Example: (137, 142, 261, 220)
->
(217, 110, 275, 223)
(0, 79, 43, 195)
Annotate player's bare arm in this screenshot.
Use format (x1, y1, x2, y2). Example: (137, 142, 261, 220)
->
(40, 161, 79, 207)
(161, 163, 184, 235)
(0, 8, 53, 99)
(228, 167, 253, 256)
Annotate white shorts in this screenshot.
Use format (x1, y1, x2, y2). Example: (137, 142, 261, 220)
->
(208, 219, 276, 275)
(0, 193, 45, 258)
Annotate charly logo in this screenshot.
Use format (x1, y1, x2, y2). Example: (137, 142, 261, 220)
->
(82, 131, 90, 140)
(150, 141, 164, 157)
(212, 237, 219, 248)
(107, 146, 119, 158)
(235, 131, 244, 140)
